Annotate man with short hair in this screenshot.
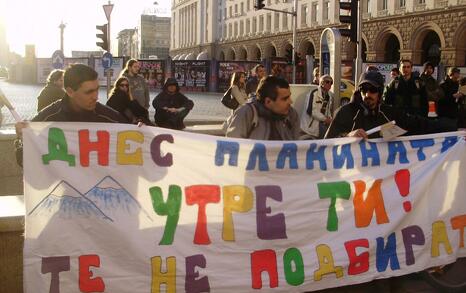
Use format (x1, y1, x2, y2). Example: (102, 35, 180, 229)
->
(438, 67, 463, 124)
(390, 67, 400, 81)
(15, 64, 128, 166)
(383, 59, 428, 117)
(300, 74, 334, 139)
(245, 64, 266, 100)
(420, 61, 443, 117)
(225, 76, 300, 140)
(325, 71, 456, 139)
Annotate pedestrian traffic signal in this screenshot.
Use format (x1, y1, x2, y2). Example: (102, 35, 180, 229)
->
(254, 0, 265, 10)
(96, 24, 109, 51)
(339, 0, 358, 43)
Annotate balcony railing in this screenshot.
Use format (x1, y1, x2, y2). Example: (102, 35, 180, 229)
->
(414, 3, 426, 11)
(378, 9, 388, 17)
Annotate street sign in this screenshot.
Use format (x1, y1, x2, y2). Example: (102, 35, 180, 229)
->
(103, 3, 114, 21)
(51, 50, 65, 69)
(104, 68, 114, 77)
(102, 52, 113, 70)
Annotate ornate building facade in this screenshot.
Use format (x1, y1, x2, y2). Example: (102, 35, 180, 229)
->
(170, 0, 466, 67)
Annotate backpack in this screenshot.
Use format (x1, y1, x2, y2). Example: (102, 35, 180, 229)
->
(306, 89, 319, 116)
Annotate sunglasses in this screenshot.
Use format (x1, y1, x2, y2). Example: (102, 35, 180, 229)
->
(119, 83, 129, 87)
(359, 84, 379, 94)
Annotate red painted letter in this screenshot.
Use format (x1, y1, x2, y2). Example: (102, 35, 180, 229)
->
(79, 130, 109, 166)
(344, 239, 370, 275)
(79, 255, 105, 292)
(185, 185, 221, 245)
(250, 249, 278, 289)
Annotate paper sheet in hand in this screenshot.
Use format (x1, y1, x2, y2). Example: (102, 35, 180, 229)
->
(380, 121, 407, 140)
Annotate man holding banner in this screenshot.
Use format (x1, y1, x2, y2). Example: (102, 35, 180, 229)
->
(225, 76, 300, 140)
(325, 71, 456, 139)
(14, 64, 128, 166)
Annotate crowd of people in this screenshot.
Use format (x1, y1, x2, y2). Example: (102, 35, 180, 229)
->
(13, 59, 465, 160)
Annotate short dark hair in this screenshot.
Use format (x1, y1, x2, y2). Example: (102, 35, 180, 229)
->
(400, 59, 413, 66)
(423, 61, 434, 72)
(47, 69, 64, 84)
(64, 64, 98, 91)
(390, 67, 400, 74)
(256, 75, 289, 103)
(253, 64, 265, 74)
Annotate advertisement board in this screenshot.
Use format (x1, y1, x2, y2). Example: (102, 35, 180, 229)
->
(172, 60, 210, 92)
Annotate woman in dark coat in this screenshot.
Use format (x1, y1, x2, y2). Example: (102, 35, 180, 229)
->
(152, 78, 194, 130)
(106, 77, 154, 125)
(37, 69, 66, 112)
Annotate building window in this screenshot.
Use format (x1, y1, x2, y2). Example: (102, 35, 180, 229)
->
(228, 23, 232, 37)
(247, 0, 250, 11)
(253, 17, 257, 33)
(234, 22, 238, 36)
(311, 2, 318, 23)
(241, 2, 244, 14)
(266, 13, 271, 31)
(235, 4, 238, 14)
(366, 0, 371, 12)
(229, 6, 232, 17)
(259, 15, 264, 31)
(246, 19, 250, 33)
(381, 0, 387, 10)
(399, 0, 405, 7)
(323, 1, 330, 20)
(282, 9, 288, 29)
(240, 20, 244, 35)
(418, 0, 425, 3)
(224, 8, 227, 19)
(301, 4, 308, 26)
(274, 12, 280, 30)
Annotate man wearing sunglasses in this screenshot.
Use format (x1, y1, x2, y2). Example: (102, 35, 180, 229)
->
(325, 71, 456, 139)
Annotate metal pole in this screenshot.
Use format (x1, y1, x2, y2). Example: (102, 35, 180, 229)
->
(59, 22, 66, 53)
(106, 2, 112, 98)
(292, 0, 297, 84)
(354, 0, 363, 84)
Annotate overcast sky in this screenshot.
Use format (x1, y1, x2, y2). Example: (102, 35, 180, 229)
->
(0, 0, 171, 57)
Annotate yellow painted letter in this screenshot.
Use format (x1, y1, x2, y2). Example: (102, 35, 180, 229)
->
(151, 256, 176, 293)
(431, 221, 453, 257)
(117, 131, 144, 165)
(313, 244, 344, 281)
(222, 185, 253, 241)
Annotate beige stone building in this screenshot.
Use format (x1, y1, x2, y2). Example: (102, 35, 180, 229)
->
(170, 0, 466, 67)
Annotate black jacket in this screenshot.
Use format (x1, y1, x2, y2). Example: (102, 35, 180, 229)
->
(106, 90, 153, 125)
(37, 83, 65, 112)
(152, 91, 194, 130)
(438, 77, 460, 120)
(325, 101, 456, 139)
(383, 75, 428, 117)
(33, 95, 128, 123)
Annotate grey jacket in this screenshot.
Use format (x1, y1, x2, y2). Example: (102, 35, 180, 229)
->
(225, 102, 301, 140)
(123, 72, 150, 109)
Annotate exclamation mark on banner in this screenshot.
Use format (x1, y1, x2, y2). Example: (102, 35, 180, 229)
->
(395, 169, 412, 212)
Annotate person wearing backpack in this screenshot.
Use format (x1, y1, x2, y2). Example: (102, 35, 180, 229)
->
(225, 76, 300, 140)
(300, 75, 334, 139)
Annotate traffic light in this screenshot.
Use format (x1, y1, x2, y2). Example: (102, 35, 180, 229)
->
(254, 0, 265, 10)
(339, 0, 358, 43)
(96, 24, 109, 51)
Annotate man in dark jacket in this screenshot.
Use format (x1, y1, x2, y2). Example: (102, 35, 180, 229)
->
(325, 71, 456, 139)
(245, 64, 266, 100)
(419, 61, 443, 117)
(438, 67, 463, 125)
(15, 64, 128, 165)
(383, 59, 428, 117)
(37, 69, 66, 112)
(152, 78, 194, 130)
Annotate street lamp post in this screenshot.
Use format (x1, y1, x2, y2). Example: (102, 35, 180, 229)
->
(58, 21, 66, 53)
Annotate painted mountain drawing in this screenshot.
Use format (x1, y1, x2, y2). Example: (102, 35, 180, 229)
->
(28, 180, 112, 221)
(29, 176, 152, 222)
(85, 176, 144, 217)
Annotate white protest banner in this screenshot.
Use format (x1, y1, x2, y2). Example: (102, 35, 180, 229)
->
(23, 122, 466, 292)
